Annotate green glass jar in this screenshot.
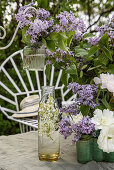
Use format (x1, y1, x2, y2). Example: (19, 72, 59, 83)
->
(76, 138, 93, 163)
(23, 42, 45, 71)
(93, 138, 104, 162)
(104, 152, 114, 162)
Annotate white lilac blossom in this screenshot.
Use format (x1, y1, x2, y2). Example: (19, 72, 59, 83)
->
(94, 73, 114, 93)
(68, 83, 98, 109)
(53, 11, 86, 33)
(38, 95, 59, 137)
(91, 109, 114, 130)
(70, 112, 83, 124)
(97, 125, 114, 153)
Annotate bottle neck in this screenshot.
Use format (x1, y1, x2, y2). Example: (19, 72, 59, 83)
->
(41, 86, 55, 102)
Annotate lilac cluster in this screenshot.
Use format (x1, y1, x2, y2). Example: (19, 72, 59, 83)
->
(15, 3, 34, 29)
(68, 83, 98, 109)
(59, 116, 72, 139)
(55, 48, 74, 63)
(59, 115, 95, 143)
(88, 15, 114, 47)
(88, 37, 100, 46)
(15, 4, 53, 43)
(72, 116, 95, 143)
(73, 31, 83, 42)
(53, 11, 86, 33)
(60, 102, 80, 115)
(45, 48, 74, 65)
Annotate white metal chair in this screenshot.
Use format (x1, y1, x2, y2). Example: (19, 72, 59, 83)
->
(0, 49, 76, 133)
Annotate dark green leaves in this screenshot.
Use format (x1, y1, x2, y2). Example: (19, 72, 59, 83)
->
(80, 105, 90, 116)
(99, 32, 108, 47)
(66, 63, 77, 75)
(88, 45, 99, 57)
(101, 98, 111, 110)
(103, 47, 112, 61)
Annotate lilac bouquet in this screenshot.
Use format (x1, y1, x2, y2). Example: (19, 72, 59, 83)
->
(59, 113, 95, 143)
(15, 4, 54, 44)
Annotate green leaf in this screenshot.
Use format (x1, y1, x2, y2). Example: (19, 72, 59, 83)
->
(75, 48, 88, 56)
(107, 64, 114, 74)
(80, 70, 83, 78)
(67, 35, 73, 47)
(38, 0, 49, 8)
(66, 63, 77, 75)
(46, 40, 56, 51)
(82, 65, 87, 70)
(61, 70, 68, 86)
(87, 65, 101, 71)
(80, 105, 90, 116)
(45, 65, 51, 81)
(21, 27, 30, 43)
(99, 32, 108, 47)
(101, 98, 111, 110)
(88, 45, 99, 57)
(103, 47, 112, 61)
(83, 33, 95, 39)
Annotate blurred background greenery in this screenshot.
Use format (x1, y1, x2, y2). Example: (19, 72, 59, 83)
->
(0, 0, 114, 135)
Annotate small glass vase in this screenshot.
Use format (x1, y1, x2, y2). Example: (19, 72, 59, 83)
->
(93, 138, 104, 162)
(76, 137, 93, 163)
(23, 42, 45, 71)
(38, 86, 60, 161)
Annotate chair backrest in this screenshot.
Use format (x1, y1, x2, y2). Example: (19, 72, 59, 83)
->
(0, 49, 76, 118)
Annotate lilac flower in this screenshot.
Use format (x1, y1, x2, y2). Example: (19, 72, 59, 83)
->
(59, 115, 95, 143)
(59, 116, 72, 139)
(89, 15, 114, 47)
(53, 11, 86, 33)
(45, 49, 54, 57)
(15, 5, 53, 43)
(46, 60, 52, 65)
(72, 116, 95, 143)
(60, 102, 80, 115)
(88, 37, 100, 46)
(68, 83, 98, 109)
(73, 32, 83, 42)
(36, 8, 50, 20)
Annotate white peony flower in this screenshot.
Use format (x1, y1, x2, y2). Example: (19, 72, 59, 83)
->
(94, 77, 101, 85)
(100, 73, 114, 92)
(70, 112, 83, 124)
(94, 73, 114, 93)
(97, 125, 114, 153)
(91, 109, 114, 130)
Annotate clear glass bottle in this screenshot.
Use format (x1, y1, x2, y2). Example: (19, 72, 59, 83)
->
(38, 86, 60, 161)
(23, 42, 45, 71)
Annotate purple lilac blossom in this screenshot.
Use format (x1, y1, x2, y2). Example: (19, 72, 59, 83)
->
(88, 37, 100, 46)
(59, 116, 72, 139)
(46, 60, 52, 65)
(88, 15, 114, 47)
(53, 11, 86, 33)
(72, 116, 95, 143)
(68, 83, 98, 109)
(73, 31, 83, 42)
(60, 102, 80, 115)
(59, 115, 95, 143)
(15, 5, 53, 43)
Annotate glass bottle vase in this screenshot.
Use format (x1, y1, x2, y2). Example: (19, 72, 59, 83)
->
(38, 86, 60, 161)
(23, 42, 45, 71)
